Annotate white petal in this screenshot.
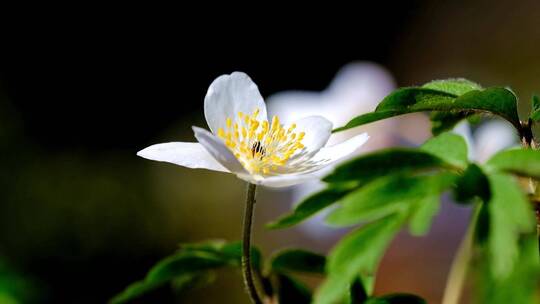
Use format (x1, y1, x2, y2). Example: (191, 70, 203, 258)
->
(474, 120, 518, 163)
(137, 142, 229, 172)
(453, 121, 475, 160)
(310, 133, 370, 163)
(192, 126, 248, 174)
(255, 167, 334, 188)
(252, 133, 369, 188)
(204, 72, 267, 134)
(293, 116, 333, 154)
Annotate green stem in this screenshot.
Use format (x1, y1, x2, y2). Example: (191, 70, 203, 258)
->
(441, 206, 478, 304)
(242, 183, 263, 304)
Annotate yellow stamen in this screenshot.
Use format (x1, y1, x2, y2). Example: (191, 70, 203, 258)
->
(217, 110, 306, 176)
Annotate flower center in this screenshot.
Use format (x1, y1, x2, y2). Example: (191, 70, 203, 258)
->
(217, 108, 305, 175)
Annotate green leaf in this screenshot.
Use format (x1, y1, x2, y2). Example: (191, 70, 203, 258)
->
(267, 185, 353, 229)
(422, 78, 482, 95)
(324, 149, 454, 183)
(276, 274, 312, 304)
(420, 132, 468, 168)
(477, 235, 540, 304)
(314, 215, 405, 304)
(334, 87, 520, 133)
(109, 280, 166, 304)
(218, 242, 263, 271)
(269, 249, 326, 275)
(110, 240, 262, 304)
(486, 174, 535, 279)
(430, 111, 474, 135)
(408, 195, 441, 236)
(475, 201, 490, 245)
(146, 252, 224, 281)
(326, 173, 456, 227)
(486, 148, 540, 179)
(530, 94, 540, 122)
(454, 164, 491, 203)
(366, 293, 427, 304)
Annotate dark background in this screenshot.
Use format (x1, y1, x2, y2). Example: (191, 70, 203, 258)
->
(1, 2, 539, 303)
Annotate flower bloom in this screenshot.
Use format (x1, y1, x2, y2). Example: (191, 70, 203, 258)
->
(137, 72, 369, 187)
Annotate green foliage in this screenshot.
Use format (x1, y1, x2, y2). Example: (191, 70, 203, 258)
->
(454, 164, 491, 203)
(326, 173, 455, 227)
(476, 235, 540, 304)
(315, 215, 406, 304)
(530, 94, 540, 122)
(324, 149, 454, 183)
(484, 174, 535, 279)
(111, 240, 329, 303)
(422, 78, 482, 95)
(0, 258, 39, 304)
(269, 249, 326, 275)
(267, 185, 354, 229)
(420, 132, 468, 168)
(119, 78, 540, 303)
(486, 148, 540, 179)
(365, 293, 427, 304)
(333, 78, 520, 133)
(408, 195, 441, 236)
(110, 240, 260, 304)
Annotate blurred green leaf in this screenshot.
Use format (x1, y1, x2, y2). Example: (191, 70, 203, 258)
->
(430, 111, 474, 135)
(530, 94, 540, 122)
(275, 273, 312, 304)
(146, 252, 225, 283)
(110, 240, 262, 304)
(475, 202, 490, 245)
(315, 215, 405, 304)
(269, 249, 325, 275)
(422, 78, 482, 95)
(420, 132, 468, 168)
(477, 235, 540, 304)
(454, 164, 491, 203)
(334, 86, 520, 133)
(365, 293, 427, 304)
(324, 149, 453, 183)
(485, 174, 535, 279)
(486, 148, 540, 179)
(326, 173, 456, 227)
(408, 195, 440, 236)
(171, 271, 216, 293)
(0, 258, 39, 304)
(109, 279, 169, 304)
(267, 185, 354, 229)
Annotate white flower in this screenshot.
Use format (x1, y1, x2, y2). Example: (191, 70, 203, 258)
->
(137, 72, 369, 188)
(454, 119, 518, 163)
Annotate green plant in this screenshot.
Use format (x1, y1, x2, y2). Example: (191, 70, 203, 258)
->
(113, 77, 540, 303)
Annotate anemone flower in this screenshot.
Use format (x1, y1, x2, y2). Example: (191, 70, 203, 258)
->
(137, 71, 369, 304)
(137, 72, 369, 188)
(454, 120, 518, 163)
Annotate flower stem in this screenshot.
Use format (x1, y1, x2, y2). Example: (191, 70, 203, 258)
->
(441, 206, 478, 304)
(242, 183, 263, 304)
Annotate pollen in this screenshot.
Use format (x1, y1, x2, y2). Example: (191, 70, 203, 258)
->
(217, 108, 305, 175)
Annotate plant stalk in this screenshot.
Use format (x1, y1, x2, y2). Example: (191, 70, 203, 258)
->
(242, 183, 264, 304)
(441, 206, 478, 304)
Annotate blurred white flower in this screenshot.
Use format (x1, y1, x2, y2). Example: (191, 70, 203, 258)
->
(266, 62, 432, 238)
(454, 119, 518, 163)
(138, 72, 369, 188)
